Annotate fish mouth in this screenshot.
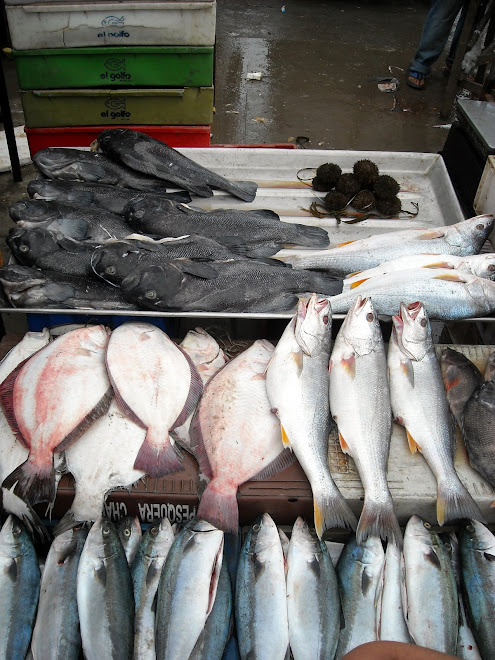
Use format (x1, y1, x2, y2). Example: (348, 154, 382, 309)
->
(401, 301, 422, 321)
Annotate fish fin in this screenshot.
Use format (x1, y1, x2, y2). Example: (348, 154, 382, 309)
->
(0, 359, 32, 448)
(417, 229, 446, 240)
(66, 190, 95, 206)
(292, 224, 330, 249)
(166, 191, 192, 203)
(188, 412, 214, 480)
(248, 209, 280, 221)
(54, 217, 89, 241)
(443, 374, 460, 392)
(433, 273, 464, 282)
(345, 271, 362, 279)
(405, 429, 421, 454)
(206, 539, 224, 616)
(53, 510, 82, 536)
(356, 494, 403, 549)
(306, 273, 342, 297)
(227, 180, 258, 203)
(43, 283, 77, 303)
(172, 347, 203, 429)
(281, 425, 291, 449)
(54, 388, 113, 453)
(313, 487, 357, 539)
(423, 261, 452, 269)
(337, 240, 356, 247)
(350, 278, 370, 289)
(179, 261, 218, 279)
(400, 359, 414, 386)
(436, 479, 485, 526)
(197, 480, 239, 534)
(2, 458, 55, 506)
(291, 349, 304, 375)
(339, 432, 352, 455)
(133, 429, 184, 477)
(341, 354, 356, 378)
(249, 448, 296, 481)
(107, 368, 147, 429)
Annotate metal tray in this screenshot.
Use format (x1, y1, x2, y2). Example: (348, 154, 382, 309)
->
(0, 147, 478, 321)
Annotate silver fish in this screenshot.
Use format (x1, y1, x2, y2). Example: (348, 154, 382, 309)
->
(277, 214, 495, 272)
(329, 296, 401, 546)
(31, 527, 88, 660)
(266, 295, 356, 538)
(155, 519, 224, 660)
(77, 517, 134, 660)
(0, 515, 40, 660)
(236, 514, 289, 660)
(375, 542, 410, 643)
(335, 534, 385, 659)
(388, 302, 483, 526)
(131, 518, 175, 660)
(402, 515, 458, 654)
(286, 517, 341, 660)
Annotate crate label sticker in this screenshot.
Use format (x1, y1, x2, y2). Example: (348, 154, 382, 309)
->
(100, 58, 131, 82)
(98, 19, 130, 40)
(103, 501, 197, 523)
(101, 16, 125, 27)
(101, 98, 131, 120)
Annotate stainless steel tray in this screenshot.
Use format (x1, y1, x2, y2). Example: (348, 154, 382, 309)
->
(2, 147, 481, 320)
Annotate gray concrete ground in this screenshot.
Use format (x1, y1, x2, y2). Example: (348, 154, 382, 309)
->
(0, 0, 479, 337)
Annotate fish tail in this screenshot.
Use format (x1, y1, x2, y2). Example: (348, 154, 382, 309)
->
(228, 180, 258, 202)
(307, 272, 344, 296)
(437, 479, 485, 526)
(53, 510, 81, 536)
(356, 494, 403, 549)
(197, 479, 239, 534)
(133, 430, 184, 478)
(313, 487, 357, 539)
(293, 223, 330, 248)
(2, 457, 55, 506)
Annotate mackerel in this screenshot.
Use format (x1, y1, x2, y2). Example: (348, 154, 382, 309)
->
(118, 515, 142, 565)
(375, 542, 410, 643)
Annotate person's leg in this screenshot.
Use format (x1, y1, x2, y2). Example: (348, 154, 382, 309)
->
(410, 0, 465, 75)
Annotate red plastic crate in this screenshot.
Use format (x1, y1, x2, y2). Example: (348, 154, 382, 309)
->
(25, 124, 211, 157)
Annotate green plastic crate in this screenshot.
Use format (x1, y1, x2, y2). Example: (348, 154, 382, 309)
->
(21, 87, 214, 128)
(12, 47, 214, 90)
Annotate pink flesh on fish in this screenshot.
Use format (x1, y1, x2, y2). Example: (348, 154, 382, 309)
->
(105, 322, 203, 477)
(190, 339, 294, 533)
(0, 325, 112, 505)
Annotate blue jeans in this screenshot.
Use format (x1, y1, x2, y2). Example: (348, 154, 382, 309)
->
(410, 0, 467, 75)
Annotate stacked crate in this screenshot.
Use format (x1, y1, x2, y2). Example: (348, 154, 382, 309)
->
(5, 0, 216, 155)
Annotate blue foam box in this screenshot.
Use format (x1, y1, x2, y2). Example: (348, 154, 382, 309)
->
(27, 313, 178, 335)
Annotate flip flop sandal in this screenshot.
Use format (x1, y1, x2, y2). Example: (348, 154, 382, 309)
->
(406, 70, 426, 90)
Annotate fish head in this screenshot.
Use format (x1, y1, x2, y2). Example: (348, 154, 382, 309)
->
(33, 148, 83, 176)
(98, 128, 133, 151)
(249, 513, 281, 559)
(91, 243, 141, 285)
(294, 294, 332, 356)
(340, 296, 381, 357)
(461, 520, 495, 553)
(10, 200, 58, 224)
(0, 265, 47, 295)
(121, 263, 183, 309)
(448, 214, 495, 253)
(180, 328, 227, 380)
(51, 526, 88, 558)
(393, 301, 431, 361)
(118, 514, 141, 544)
(7, 226, 59, 263)
(84, 516, 121, 559)
(142, 517, 175, 558)
(467, 254, 495, 280)
(0, 515, 33, 557)
(404, 514, 442, 549)
(27, 179, 50, 199)
(289, 517, 320, 557)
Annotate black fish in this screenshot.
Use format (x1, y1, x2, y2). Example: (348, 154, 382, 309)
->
(462, 380, 495, 489)
(0, 265, 133, 310)
(124, 197, 329, 257)
(10, 200, 132, 243)
(27, 179, 191, 216)
(121, 259, 343, 313)
(32, 147, 172, 193)
(91, 235, 251, 285)
(7, 226, 97, 278)
(97, 128, 258, 201)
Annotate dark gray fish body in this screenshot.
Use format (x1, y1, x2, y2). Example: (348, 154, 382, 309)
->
(31, 527, 88, 660)
(98, 128, 258, 201)
(91, 236, 244, 285)
(33, 147, 171, 193)
(121, 259, 343, 313)
(440, 347, 483, 428)
(0, 515, 40, 660)
(125, 197, 329, 257)
(117, 515, 142, 565)
(27, 179, 191, 215)
(0, 265, 134, 310)
(10, 199, 132, 243)
(7, 226, 97, 278)
(462, 380, 495, 488)
(77, 517, 134, 660)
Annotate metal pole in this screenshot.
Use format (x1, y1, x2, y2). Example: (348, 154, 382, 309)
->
(0, 53, 22, 182)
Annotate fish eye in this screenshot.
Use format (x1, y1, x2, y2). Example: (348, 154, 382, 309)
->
(12, 524, 21, 536)
(105, 266, 116, 275)
(489, 265, 495, 271)
(476, 224, 484, 230)
(366, 312, 374, 322)
(145, 289, 157, 300)
(151, 526, 159, 536)
(466, 524, 474, 532)
(102, 526, 110, 536)
(423, 521, 431, 529)
(420, 318, 427, 327)
(19, 245, 29, 253)
(323, 315, 329, 325)
(253, 524, 261, 532)
(134, 210, 145, 219)
(444, 542, 452, 552)
(123, 529, 131, 537)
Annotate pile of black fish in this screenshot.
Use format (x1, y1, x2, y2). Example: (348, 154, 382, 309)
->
(0, 128, 340, 313)
(4, 511, 495, 660)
